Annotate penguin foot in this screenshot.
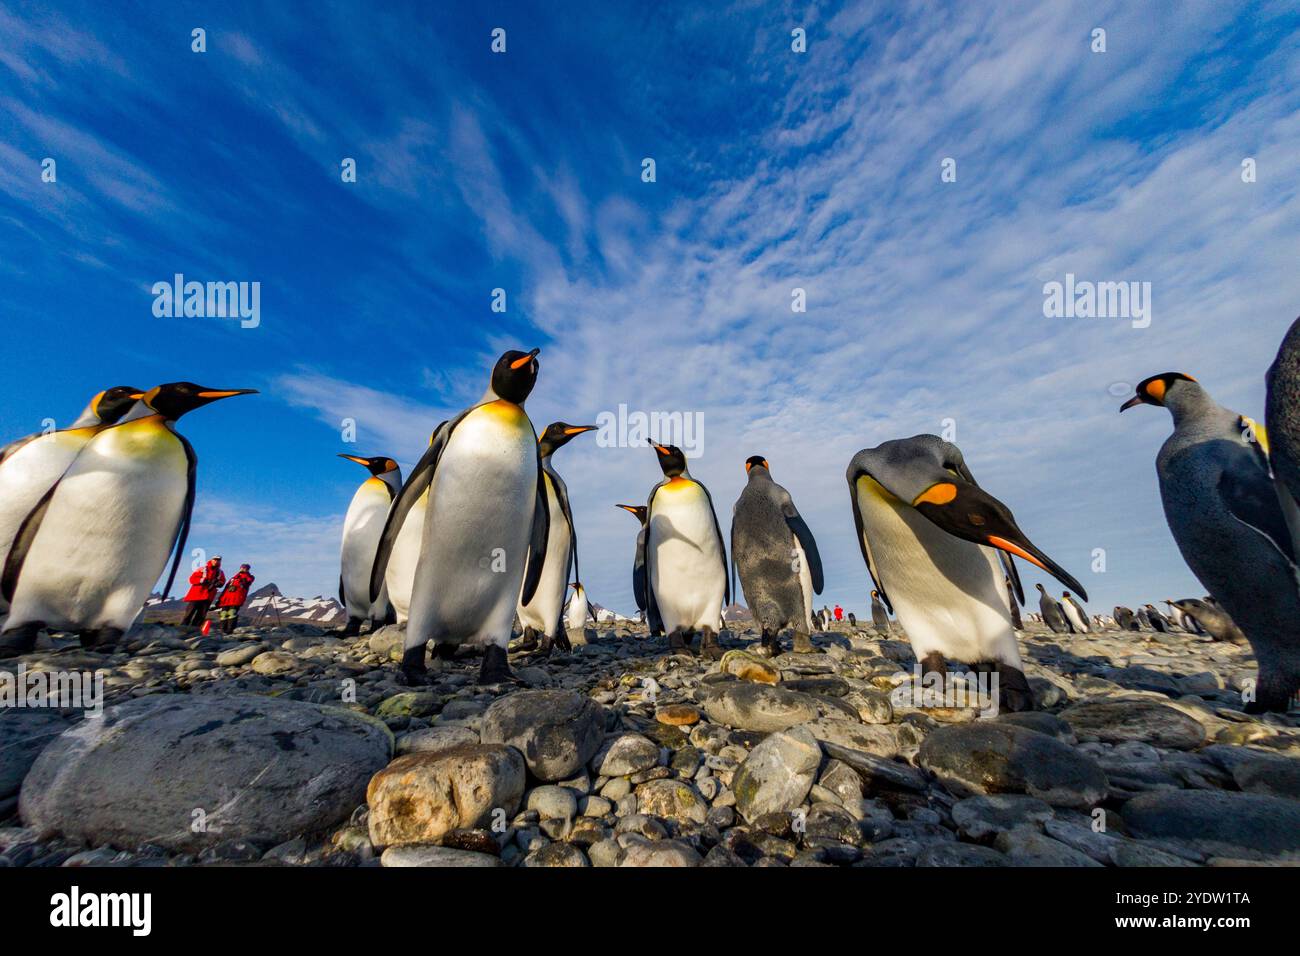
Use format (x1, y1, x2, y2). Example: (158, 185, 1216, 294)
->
(699, 629, 724, 661)
(512, 627, 540, 653)
(342, 618, 363, 637)
(759, 630, 781, 657)
(552, 630, 572, 654)
(792, 632, 820, 655)
(395, 646, 436, 686)
(477, 644, 520, 685)
(919, 652, 946, 681)
(996, 664, 1035, 713)
(80, 627, 123, 652)
(667, 630, 695, 656)
(0, 624, 41, 659)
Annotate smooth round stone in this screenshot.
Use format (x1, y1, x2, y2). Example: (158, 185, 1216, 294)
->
(951, 795, 1054, 839)
(214, 644, 265, 667)
(376, 692, 439, 719)
(480, 690, 605, 782)
(797, 718, 898, 758)
(618, 839, 702, 867)
(526, 785, 578, 822)
(918, 723, 1108, 808)
(633, 779, 708, 825)
(250, 651, 298, 676)
(732, 726, 821, 822)
(696, 683, 820, 732)
(1121, 790, 1300, 857)
(523, 842, 589, 867)
(656, 705, 701, 726)
(996, 711, 1073, 741)
(381, 845, 503, 867)
(1059, 699, 1206, 750)
(394, 725, 478, 756)
(591, 733, 659, 777)
(916, 843, 1009, 867)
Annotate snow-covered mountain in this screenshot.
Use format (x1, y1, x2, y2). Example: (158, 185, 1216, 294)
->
(143, 583, 346, 626)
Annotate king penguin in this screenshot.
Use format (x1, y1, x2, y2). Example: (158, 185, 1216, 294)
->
(0, 385, 142, 628)
(729, 455, 823, 657)
(515, 421, 596, 655)
(370, 349, 550, 686)
(0, 383, 255, 655)
(847, 435, 1086, 712)
(1265, 315, 1300, 559)
(1113, 606, 1138, 631)
(869, 589, 891, 632)
(337, 455, 402, 635)
(1123, 372, 1300, 711)
(1036, 583, 1069, 633)
(640, 443, 729, 658)
(616, 503, 664, 635)
(564, 581, 595, 632)
(1170, 597, 1246, 644)
(382, 426, 444, 628)
(1061, 591, 1091, 633)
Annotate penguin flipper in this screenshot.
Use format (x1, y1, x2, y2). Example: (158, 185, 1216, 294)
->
(160, 434, 198, 601)
(0, 482, 58, 603)
(338, 575, 346, 607)
(697, 481, 731, 606)
(550, 471, 579, 584)
(632, 525, 648, 613)
(369, 418, 452, 603)
(520, 460, 551, 606)
(1219, 466, 1297, 565)
(728, 515, 738, 610)
(782, 502, 823, 595)
(0, 433, 37, 469)
(999, 552, 1025, 606)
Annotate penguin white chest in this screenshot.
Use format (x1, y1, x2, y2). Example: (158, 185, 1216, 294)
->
(410, 401, 537, 644)
(648, 478, 725, 632)
(517, 469, 571, 635)
(854, 478, 1019, 666)
(6, 418, 189, 632)
(385, 489, 427, 625)
(340, 478, 394, 619)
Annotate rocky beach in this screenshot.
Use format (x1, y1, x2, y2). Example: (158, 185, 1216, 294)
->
(2, 616, 1297, 868)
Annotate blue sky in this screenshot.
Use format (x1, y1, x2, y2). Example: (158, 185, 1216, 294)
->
(2, 0, 1299, 616)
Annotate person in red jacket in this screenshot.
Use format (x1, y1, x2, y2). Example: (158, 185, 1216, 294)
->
(216, 564, 255, 634)
(833, 604, 843, 622)
(181, 556, 225, 626)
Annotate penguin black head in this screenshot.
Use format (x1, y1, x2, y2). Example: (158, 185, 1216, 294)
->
(144, 382, 258, 420)
(1035, 583, 1046, 592)
(539, 421, 596, 458)
(1063, 591, 1072, 598)
(652, 443, 688, 478)
(491, 348, 541, 404)
(1120, 373, 1198, 411)
(92, 386, 145, 424)
(338, 454, 399, 476)
(616, 504, 648, 524)
(744, 455, 770, 475)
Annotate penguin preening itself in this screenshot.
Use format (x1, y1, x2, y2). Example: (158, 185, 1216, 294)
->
(847, 436, 1086, 712)
(0, 383, 256, 655)
(0, 385, 142, 628)
(616, 503, 664, 635)
(869, 589, 891, 632)
(516, 421, 597, 655)
(729, 455, 823, 657)
(337, 455, 402, 636)
(1061, 591, 1090, 633)
(1036, 583, 1070, 633)
(1122, 372, 1300, 711)
(370, 349, 550, 686)
(640, 443, 729, 658)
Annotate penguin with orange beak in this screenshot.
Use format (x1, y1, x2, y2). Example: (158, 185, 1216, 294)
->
(337, 455, 402, 635)
(1123, 371, 1299, 712)
(0, 383, 256, 655)
(846, 435, 1084, 712)
(516, 421, 597, 654)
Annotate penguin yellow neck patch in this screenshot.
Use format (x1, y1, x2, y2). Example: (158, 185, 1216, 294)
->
(913, 482, 958, 506)
(858, 475, 899, 504)
(480, 399, 527, 423)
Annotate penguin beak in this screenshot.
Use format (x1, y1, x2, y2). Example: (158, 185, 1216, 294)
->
(653, 444, 670, 456)
(912, 479, 1089, 601)
(511, 348, 541, 370)
(1119, 394, 1149, 412)
(563, 425, 596, 435)
(197, 388, 258, 400)
(338, 454, 369, 466)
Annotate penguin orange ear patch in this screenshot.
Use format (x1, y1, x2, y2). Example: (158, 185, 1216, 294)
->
(1146, 379, 1167, 401)
(913, 482, 958, 506)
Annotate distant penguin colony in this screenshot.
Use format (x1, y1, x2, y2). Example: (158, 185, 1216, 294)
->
(6, 318, 1300, 715)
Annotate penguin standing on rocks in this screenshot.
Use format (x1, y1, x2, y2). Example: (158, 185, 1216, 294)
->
(1061, 591, 1090, 633)
(869, 589, 891, 632)
(0, 385, 142, 627)
(729, 456, 823, 657)
(640, 444, 729, 658)
(1037, 584, 1069, 633)
(1143, 603, 1171, 633)
(1113, 606, 1137, 630)
(337, 455, 402, 635)
(1171, 598, 1246, 644)
(1123, 371, 1300, 711)
(847, 435, 1084, 712)
(370, 349, 550, 686)
(515, 421, 596, 655)
(0, 383, 256, 655)
(564, 582, 595, 633)
(1163, 599, 1200, 634)
(616, 504, 663, 635)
